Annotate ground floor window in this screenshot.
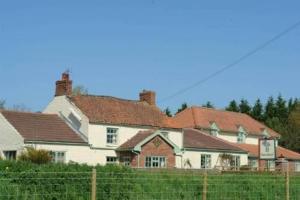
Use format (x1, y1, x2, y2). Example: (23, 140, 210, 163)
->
(145, 156, 167, 168)
(3, 151, 17, 160)
(230, 156, 241, 169)
(50, 151, 66, 163)
(122, 156, 131, 167)
(201, 154, 211, 169)
(266, 160, 276, 171)
(106, 156, 118, 165)
(295, 162, 300, 172)
(249, 159, 258, 169)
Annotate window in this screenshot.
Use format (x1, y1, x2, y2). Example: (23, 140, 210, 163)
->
(122, 156, 131, 167)
(145, 156, 167, 168)
(3, 151, 16, 160)
(106, 128, 118, 145)
(50, 151, 66, 163)
(266, 160, 275, 171)
(210, 122, 219, 137)
(237, 132, 246, 143)
(230, 156, 241, 169)
(201, 154, 211, 169)
(295, 162, 300, 172)
(106, 157, 117, 165)
(249, 159, 258, 169)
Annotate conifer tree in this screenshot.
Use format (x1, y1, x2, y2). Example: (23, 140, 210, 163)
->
(239, 99, 251, 114)
(226, 100, 240, 112)
(251, 99, 264, 121)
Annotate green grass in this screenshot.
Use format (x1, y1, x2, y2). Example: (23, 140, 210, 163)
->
(0, 161, 299, 200)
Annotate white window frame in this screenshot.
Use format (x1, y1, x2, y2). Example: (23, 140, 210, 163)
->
(237, 132, 246, 143)
(145, 156, 167, 168)
(122, 156, 131, 167)
(106, 128, 118, 145)
(3, 151, 17, 160)
(295, 162, 300, 172)
(50, 151, 66, 163)
(230, 155, 241, 170)
(201, 154, 212, 169)
(106, 156, 118, 165)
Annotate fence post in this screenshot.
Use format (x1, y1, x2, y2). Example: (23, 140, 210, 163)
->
(202, 171, 208, 200)
(285, 163, 289, 200)
(91, 168, 97, 200)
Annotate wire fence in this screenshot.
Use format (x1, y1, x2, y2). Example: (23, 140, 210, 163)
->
(0, 169, 299, 200)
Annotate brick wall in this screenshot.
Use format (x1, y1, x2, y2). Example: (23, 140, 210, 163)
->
(119, 136, 176, 168)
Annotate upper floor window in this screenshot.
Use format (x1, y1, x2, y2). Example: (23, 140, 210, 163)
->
(237, 132, 246, 143)
(210, 122, 219, 137)
(107, 128, 118, 145)
(201, 154, 211, 169)
(50, 151, 66, 163)
(3, 151, 16, 160)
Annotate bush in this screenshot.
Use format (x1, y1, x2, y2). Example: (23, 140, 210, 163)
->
(18, 147, 52, 164)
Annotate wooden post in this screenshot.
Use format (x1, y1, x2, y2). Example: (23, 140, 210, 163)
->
(202, 172, 208, 200)
(285, 163, 289, 200)
(91, 168, 97, 200)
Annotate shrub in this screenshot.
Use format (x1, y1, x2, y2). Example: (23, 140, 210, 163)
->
(18, 147, 52, 164)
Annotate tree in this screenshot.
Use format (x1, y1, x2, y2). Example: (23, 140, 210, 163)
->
(164, 107, 172, 117)
(239, 99, 251, 114)
(275, 95, 288, 123)
(251, 99, 264, 121)
(176, 103, 188, 114)
(0, 99, 5, 109)
(264, 96, 276, 120)
(72, 85, 88, 96)
(226, 100, 240, 112)
(11, 104, 31, 112)
(202, 101, 214, 108)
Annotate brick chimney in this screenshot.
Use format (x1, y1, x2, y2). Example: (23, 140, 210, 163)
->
(55, 72, 73, 96)
(139, 90, 156, 106)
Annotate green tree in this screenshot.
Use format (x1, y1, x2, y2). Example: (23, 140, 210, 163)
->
(239, 99, 251, 114)
(226, 100, 240, 112)
(264, 96, 276, 120)
(176, 103, 188, 114)
(164, 107, 172, 117)
(0, 99, 5, 109)
(275, 95, 288, 123)
(72, 85, 88, 95)
(251, 99, 264, 121)
(202, 101, 214, 108)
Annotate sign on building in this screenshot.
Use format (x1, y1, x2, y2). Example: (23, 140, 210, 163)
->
(259, 139, 276, 160)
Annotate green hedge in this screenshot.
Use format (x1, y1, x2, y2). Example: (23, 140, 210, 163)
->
(0, 161, 299, 200)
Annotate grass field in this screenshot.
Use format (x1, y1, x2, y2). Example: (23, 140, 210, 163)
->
(0, 161, 299, 200)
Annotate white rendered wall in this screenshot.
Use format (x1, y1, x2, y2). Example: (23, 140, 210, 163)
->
(0, 113, 24, 153)
(44, 96, 89, 139)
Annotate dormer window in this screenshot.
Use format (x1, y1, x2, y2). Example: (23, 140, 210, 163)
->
(262, 129, 270, 138)
(210, 122, 219, 137)
(237, 126, 247, 143)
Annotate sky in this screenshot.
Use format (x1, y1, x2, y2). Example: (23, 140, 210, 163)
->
(0, 1, 300, 113)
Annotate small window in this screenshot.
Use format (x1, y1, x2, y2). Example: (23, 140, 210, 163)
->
(106, 157, 117, 165)
(230, 156, 241, 169)
(295, 162, 300, 172)
(107, 128, 118, 145)
(249, 159, 258, 169)
(3, 151, 17, 160)
(145, 156, 167, 168)
(201, 154, 211, 169)
(266, 160, 275, 171)
(50, 151, 66, 163)
(237, 132, 246, 143)
(122, 156, 131, 167)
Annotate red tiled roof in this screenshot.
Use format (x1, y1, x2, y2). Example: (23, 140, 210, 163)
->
(69, 95, 172, 128)
(183, 128, 246, 152)
(1, 110, 86, 144)
(172, 107, 280, 137)
(234, 143, 300, 160)
(118, 130, 155, 150)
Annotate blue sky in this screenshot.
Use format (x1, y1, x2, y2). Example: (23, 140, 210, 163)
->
(0, 1, 300, 113)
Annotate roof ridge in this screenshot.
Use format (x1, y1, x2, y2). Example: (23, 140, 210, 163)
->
(1, 110, 58, 116)
(191, 106, 250, 116)
(72, 94, 140, 103)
